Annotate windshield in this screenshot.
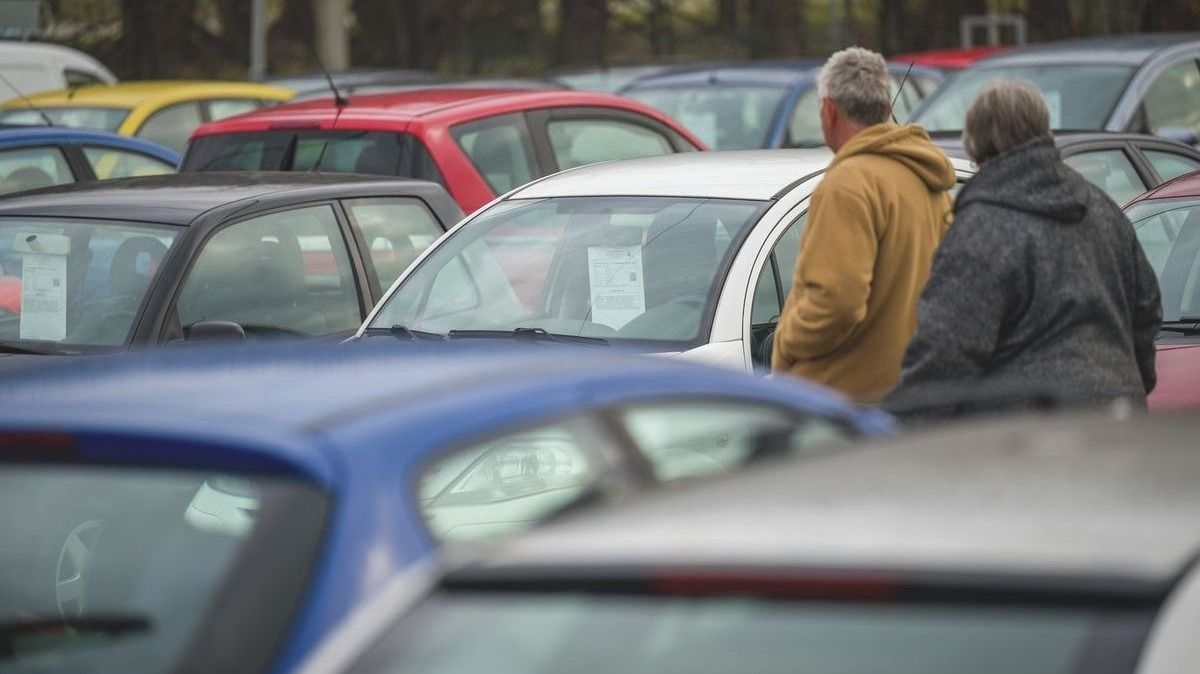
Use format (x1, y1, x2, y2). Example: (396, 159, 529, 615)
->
(368, 196, 767, 346)
(1126, 197, 1200, 322)
(0, 464, 326, 673)
(0, 107, 130, 132)
(352, 591, 1152, 674)
(626, 85, 788, 149)
(182, 131, 444, 184)
(915, 65, 1135, 131)
(0, 218, 180, 353)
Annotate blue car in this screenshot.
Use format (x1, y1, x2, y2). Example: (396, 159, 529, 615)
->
(0, 343, 890, 674)
(0, 125, 178, 196)
(619, 61, 943, 150)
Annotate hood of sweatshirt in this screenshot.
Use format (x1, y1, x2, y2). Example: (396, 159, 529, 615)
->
(832, 123, 957, 192)
(956, 135, 1088, 224)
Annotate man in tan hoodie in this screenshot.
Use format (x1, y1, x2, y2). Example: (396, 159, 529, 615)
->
(773, 47, 956, 401)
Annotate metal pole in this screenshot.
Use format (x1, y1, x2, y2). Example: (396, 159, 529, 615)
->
(250, 0, 266, 81)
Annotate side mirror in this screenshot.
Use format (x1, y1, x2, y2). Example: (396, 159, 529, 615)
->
(1156, 126, 1199, 146)
(187, 320, 246, 343)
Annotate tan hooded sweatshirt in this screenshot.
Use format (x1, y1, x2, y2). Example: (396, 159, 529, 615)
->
(773, 123, 955, 401)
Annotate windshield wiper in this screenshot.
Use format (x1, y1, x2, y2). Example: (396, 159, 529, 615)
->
(1160, 317, 1200, 335)
(0, 615, 151, 659)
(446, 327, 609, 346)
(0, 342, 56, 355)
(378, 324, 446, 341)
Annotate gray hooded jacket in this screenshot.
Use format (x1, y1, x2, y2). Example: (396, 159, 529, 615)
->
(887, 136, 1161, 412)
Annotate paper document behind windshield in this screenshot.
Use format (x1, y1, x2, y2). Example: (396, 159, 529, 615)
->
(588, 246, 646, 330)
(16, 233, 69, 342)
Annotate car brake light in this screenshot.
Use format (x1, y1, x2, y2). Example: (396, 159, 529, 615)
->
(651, 569, 900, 600)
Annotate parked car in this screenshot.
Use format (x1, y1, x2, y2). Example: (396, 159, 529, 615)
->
(0, 342, 891, 674)
(935, 131, 1200, 206)
(552, 64, 678, 93)
(180, 88, 705, 213)
(0, 173, 460, 366)
(1124, 170, 1200, 410)
(912, 34, 1200, 144)
(0, 81, 295, 152)
(0, 41, 115, 95)
(353, 149, 974, 372)
(304, 411, 1200, 674)
(617, 61, 943, 150)
(0, 125, 178, 197)
(889, 46, 1008, 73)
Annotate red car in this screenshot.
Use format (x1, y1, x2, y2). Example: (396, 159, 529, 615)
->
(180, 88, 705, 213)
(889, 46, 1008, 72)
(1124, 171, 1200, 410)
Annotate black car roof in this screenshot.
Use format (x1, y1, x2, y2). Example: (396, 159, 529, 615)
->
(931, 131, 1198, 160)
(463, 413, 1200, 586)
(977, 33, 1200, 67)
(0, 172, 459, 226)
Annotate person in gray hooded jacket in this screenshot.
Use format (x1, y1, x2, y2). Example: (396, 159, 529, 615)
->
(886, 79, 1161, 416)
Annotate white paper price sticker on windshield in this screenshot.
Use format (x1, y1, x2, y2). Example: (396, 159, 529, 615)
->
(588, 246, 645, 330)
(15, 233, 69, 342)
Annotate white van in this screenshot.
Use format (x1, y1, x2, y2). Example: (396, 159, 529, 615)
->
(0, 41, 115, 97)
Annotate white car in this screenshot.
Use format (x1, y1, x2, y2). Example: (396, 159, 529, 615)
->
(355, 149, 975, 371)
(0, 42, 115, 96)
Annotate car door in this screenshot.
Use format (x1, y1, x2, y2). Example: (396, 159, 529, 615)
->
(168, 203, 367, 342)
(525, 107, 693, 174)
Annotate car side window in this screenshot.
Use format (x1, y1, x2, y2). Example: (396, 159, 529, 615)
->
(1144, 149, 1200, 182)
(0, 146, 75, 195)
(63, 68, 105, 88)
(749, 212, 806, 364)
(344, 197, 446, 292)
(890, 75, 922, 121)
(176, 204, 362, 338)
(618, 401, 800, 481)
(1063, 150, 1147, 206)
(1140, 60, 1200, 136)
(418, 416, 616, 543)
(205, 99, 261, 121)
(135, 102, 204, 153)
(452, 114, 539, 194)
(787, 89, 823, 148)
(547, 118, 674, 170)
(82, 146, 176, 179)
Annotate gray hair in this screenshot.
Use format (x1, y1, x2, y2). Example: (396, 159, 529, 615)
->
(962, 79, 1051, 164)
(817, 47, 892, 126)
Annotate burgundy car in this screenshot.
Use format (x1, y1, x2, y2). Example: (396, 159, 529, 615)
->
(1124, 171, 1200, 410)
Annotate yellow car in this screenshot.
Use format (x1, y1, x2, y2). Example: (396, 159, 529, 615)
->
(0, 81, 294, 153)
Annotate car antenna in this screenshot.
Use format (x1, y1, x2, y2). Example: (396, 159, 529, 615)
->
(890, 62, 914, 125)
(308, 46, 347, 173)
(0, 72, 54, 127)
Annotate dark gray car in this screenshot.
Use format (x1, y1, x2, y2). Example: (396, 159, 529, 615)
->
(302, 411, 1200, 674)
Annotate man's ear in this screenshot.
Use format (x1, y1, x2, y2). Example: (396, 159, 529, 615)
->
(820, 96, 837, 124)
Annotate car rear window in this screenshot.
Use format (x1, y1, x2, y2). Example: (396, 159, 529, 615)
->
(182, 130, 445, 184)
(0, 463, 326, 674)
(351, 591, 1154, 674)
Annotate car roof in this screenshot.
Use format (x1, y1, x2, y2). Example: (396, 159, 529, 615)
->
(0, 171, 449, 225)
(13, 81, 293, 108)
(0, 342, 845, 479)
(974, 33, 1200, 67)
(191, 88, 665, 133)
(1126, 169, 1200, 205)
(0, 125, 180, 162)
(621, 61, 825, 89)
(469, 412, 1200, 584)
(932, 131, 1196, 160)
(511, 148, 833, 200)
